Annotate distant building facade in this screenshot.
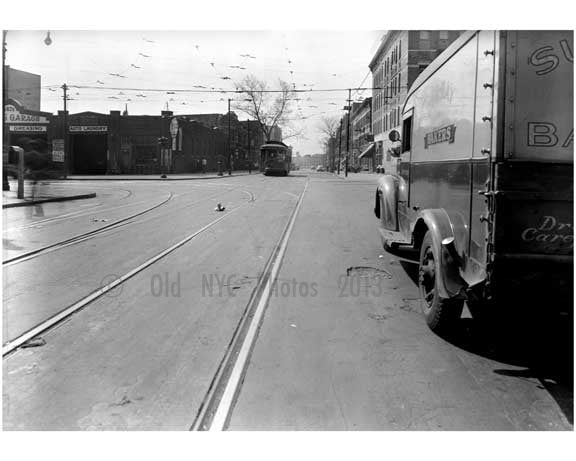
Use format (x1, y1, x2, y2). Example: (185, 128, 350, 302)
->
(28, 108, 270, 175)
(297, 153, 326, 170)
(369, 30, 462, 172)
(4, 66, 41, 111)
(351, 97, 373, 171)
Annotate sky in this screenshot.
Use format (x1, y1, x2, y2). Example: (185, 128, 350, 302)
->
(5, 30, 383, 155)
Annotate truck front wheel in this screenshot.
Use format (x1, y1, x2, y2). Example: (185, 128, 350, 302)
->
(418, 231, 464, 334)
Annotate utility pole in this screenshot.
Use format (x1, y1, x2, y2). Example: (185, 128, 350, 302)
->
(227, 98, 232, 175)
(247, 119, 251, 174)
(2, 31, 9, 191)
(337, 119, 342, 175)
(62, 83, 69, 179)
(345, 88, 351, 178)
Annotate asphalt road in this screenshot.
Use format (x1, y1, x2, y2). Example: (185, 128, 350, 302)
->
(2, 172, 573, 430)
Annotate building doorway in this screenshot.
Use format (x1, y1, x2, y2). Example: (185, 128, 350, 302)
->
(71, 134, 107, 174)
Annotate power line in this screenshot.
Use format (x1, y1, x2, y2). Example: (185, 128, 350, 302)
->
(70, 85, 389, 94)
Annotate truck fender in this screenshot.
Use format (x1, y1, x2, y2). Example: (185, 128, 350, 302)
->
(375, 175, 399, 231)
(413, 209, 468, 299)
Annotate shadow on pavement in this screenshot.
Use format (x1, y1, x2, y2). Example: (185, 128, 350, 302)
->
(386, 245, 574, 426)
(444, 313, 573, 425)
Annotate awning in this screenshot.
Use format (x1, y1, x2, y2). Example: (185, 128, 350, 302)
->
(358, 142, 375, 159)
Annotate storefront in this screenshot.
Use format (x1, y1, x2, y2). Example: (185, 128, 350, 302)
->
(4, 99, 51, 162)
(65, 112, 109, 174)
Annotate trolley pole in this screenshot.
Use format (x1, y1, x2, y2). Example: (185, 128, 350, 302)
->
(345, 88, 351, 178)
(62, 83, 69, 179)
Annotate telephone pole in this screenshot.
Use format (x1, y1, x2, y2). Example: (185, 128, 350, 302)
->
(62, 83, 69, 179)
(345, 88, 351, 178)
(247, 119, 251, 174)
(227, 98, 232, 175)
(337, 119, 342, 175)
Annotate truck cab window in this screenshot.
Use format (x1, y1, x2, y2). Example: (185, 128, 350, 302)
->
(402, 116, 412, 152)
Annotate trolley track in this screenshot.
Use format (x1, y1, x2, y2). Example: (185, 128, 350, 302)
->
(2, 198, 250, 356)
(191, 179, 308, 430)
(3, 176, 307, 431)
(3, 184, 254, 267)
(3, 192, 175, 266)
(2, 182, 266, 353)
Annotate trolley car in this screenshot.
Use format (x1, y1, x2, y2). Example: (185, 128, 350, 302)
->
(260, 141, 291, 176)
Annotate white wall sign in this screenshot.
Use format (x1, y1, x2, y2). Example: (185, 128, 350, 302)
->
(4, 105, 49, 124)
(69, 126, 108, 132)
(9, 125, 47, 132)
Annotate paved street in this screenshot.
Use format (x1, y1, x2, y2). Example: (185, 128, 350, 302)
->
(2, 172, 572, 430)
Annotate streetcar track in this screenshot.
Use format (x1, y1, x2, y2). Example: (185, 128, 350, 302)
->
(2, 199, 251, 357)
(3, 177, 306, 432)
(3, 193, 175, 266)
(3, 182, 233, 232)
(3, 185, 255, 267)
(191, 179, 309, 431)
(3, 199, 144, 232)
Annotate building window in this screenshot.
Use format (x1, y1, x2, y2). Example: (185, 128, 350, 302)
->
(439, 30, 450, 47)
(420, 30, 431, 50)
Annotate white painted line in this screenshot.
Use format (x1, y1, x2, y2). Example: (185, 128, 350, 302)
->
(207, 180, 309, 430)
(2, 205, 244, 357)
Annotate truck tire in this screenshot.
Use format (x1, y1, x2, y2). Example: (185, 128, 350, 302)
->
(418, 231, 464, 334)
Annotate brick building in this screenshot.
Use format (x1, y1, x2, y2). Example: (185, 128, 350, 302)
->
(4, 66, 41, 111)
(46, 109, 268, 175)
(351, 97, 374, 171)
(369, 30, 462, 173)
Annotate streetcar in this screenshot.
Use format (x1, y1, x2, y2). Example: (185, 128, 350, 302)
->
(260, 141, 291, 176)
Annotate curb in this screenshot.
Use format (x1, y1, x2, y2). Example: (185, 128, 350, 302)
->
(2, 193, 97, 209)
(65, 173, 252, 181)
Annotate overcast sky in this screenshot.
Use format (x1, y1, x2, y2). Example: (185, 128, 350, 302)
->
(5, 30, 383, 155)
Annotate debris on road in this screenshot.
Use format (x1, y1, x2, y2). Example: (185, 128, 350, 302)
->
(215, 203, 226, 212)
(21, 337, 46, 349)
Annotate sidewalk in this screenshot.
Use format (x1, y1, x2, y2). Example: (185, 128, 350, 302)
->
(66, 171, 252, 181)
(2, 181, 96, 208)
(333, 171, 380, 180)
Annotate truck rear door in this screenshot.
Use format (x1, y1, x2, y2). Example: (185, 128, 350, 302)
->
(494, 31, 573, 275)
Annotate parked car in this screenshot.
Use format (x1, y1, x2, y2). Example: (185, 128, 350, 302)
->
(316, 165, 325, 172)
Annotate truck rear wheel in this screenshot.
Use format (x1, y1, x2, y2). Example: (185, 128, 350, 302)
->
(418, 231, 464, 334)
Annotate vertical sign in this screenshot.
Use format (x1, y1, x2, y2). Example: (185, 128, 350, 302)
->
(52, 139, 65, 162)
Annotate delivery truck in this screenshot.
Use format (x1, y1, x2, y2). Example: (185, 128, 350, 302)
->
(374, 30, 573, 333)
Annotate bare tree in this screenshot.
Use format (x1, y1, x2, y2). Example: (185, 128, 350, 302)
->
(317, 115, 340, 141)
(234, 75, 302, 142)
(318, 115, 341, 171)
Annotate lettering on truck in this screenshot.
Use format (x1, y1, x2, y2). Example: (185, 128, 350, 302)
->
(424, 124, 456, 149)
(520, 215, 574, 249)
(528, 38, 573, 76)
(527, 122, 573, 148)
